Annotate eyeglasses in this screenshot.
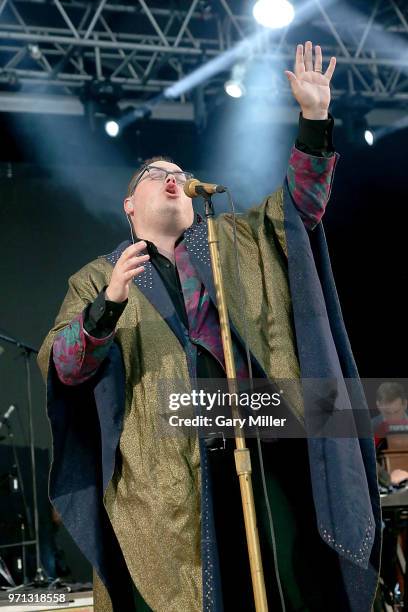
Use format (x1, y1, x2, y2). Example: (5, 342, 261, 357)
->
(130, 165, 194, 195)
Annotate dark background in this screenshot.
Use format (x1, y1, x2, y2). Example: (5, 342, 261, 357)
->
(0, 93, 406, 580)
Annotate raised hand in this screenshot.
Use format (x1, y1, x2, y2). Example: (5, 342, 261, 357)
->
(285, 41, 336, 120)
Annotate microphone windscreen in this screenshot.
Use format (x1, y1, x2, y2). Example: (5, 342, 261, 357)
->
(183, 179, 200, 198)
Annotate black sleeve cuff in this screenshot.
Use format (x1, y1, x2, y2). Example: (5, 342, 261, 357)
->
(296, 112, 334, 157)
(83, 287, 128, 339)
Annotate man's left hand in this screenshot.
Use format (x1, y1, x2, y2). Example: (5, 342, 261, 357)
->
(285, 41, 336, 120)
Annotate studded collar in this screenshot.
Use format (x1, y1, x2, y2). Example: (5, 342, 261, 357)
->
(101, 213, 211, 292)
(132, 211, 204, 257)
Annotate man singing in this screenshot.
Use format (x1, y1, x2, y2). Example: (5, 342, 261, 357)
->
(38, 42, 381, 612)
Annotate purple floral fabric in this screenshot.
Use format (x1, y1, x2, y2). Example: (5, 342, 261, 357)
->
(52, 312, 114, 385)
(287, 146, 338, 230)
(175, 241, 249, 379)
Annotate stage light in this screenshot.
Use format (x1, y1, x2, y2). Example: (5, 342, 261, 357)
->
(364, 129, 374, 146)
(28, 44, 42, 60)
(105, 119, 120, 138)
(359, 115, 374, 146)
(253, 0, 295, 29)
(80, 81, 124, 135)
(224, 80, 245, 98)
(121, 26, 282, 129)
(224, 63, 247, 98)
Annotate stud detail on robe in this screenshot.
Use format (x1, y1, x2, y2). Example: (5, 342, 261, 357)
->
(104, 247, 154, 290)
(319, 515, 374, 568)
(184, 222, 211, 267)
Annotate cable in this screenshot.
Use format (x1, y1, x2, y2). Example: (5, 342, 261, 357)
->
(224, 188, 287, 612)
(126, 214, 135, 244)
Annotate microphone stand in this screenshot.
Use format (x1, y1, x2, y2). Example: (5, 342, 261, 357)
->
(0, 332, 47, 586)
(199, 188, 268, 611)
(0, 412, 33, 585)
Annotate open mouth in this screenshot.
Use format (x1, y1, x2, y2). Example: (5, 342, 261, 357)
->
(164, 184, 179, 197)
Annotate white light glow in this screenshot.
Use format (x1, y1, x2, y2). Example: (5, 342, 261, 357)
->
(105, 120, 120, 137)
(224, 80, 245, 98)
(253, 0, 295, 29)
(364, 129, 374, 146)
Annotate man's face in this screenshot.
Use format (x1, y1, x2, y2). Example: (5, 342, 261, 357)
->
(377, 398, 408, 422)
(125, 160, 194, 235)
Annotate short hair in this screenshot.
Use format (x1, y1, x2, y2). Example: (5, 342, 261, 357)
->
(126, 155, 175, 197)
(377, 382, 406, 404)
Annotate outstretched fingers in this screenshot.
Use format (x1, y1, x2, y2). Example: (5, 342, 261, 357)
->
(285, 70, 298, 85)
(304, 40, 313, 71)
(325, 56, 336, 81)
(294, 44, 305, 77)
(314, 45, 323, 72)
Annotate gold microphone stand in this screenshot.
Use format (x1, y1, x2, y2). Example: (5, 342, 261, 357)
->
(201, 189, 269, 612)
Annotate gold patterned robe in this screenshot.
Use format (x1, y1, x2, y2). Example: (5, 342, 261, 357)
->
(37, 188, 309, 611)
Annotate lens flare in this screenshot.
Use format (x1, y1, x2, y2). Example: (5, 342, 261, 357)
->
(253, 0, 295, 29)
(364, 129, 374, 146)
(224, 80, 246, 98)
(105, 120, 120, 137)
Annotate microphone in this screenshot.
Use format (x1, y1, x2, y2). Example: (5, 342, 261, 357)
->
(184, 178, 226, 198)
(0, 405, 15, 430)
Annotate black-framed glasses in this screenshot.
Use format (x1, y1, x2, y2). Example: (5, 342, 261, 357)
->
(130, 165, 194, 195)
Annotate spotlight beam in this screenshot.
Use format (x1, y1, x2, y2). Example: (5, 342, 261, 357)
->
(368, 114, 408, 143)
(2, 0, 408, 105)
(117, 0, 337, 130)
(118, 29, 273, 128)
(164, 30, 270, 100)
(152, 1, 339, 106)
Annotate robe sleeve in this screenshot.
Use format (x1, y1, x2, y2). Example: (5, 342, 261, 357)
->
(37, 259, 113, 386)
(222, 143, 338, 265)
(219, 145, 339, 266)
(286, 147, 339, 231)
(52, 311, 114, 386)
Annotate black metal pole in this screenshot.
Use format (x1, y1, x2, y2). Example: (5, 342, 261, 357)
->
(23, 350, 46, 583)
(0, 331, 47, 584)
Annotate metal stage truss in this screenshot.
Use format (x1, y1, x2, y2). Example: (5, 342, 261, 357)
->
(0, 0, 408, 121)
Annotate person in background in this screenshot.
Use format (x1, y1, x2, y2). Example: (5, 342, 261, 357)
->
(373, 384, 408, 609)
(372, 383, 408, 484)
(372, 382, 408, 431)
